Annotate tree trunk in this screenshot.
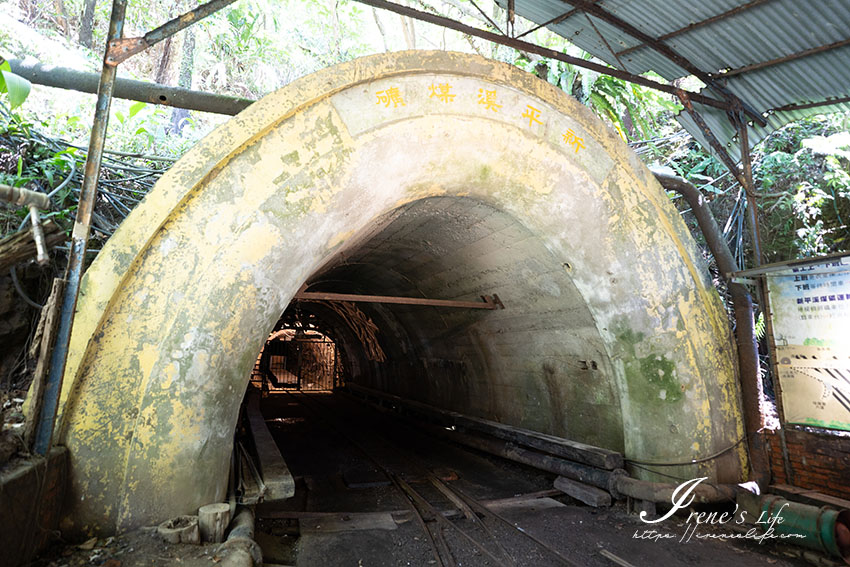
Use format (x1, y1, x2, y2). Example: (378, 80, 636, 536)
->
(155, 36, 174, 85)
(372, 8, 389, 53)
(169, 29, 195, 135)
(79, 0, 97, 49)
(53, 0, 70, 36)
(400, 15, 416, 50)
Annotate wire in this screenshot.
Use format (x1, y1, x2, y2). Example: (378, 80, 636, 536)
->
(9, 265, 43, 310)
(625, 431, 751, 467)
(47, 159, 76, 199)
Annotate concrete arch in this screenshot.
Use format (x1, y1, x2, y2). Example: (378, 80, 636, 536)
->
(55, 51, 744, 535)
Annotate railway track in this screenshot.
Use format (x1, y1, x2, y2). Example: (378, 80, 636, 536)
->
(280, 391, 579, 567)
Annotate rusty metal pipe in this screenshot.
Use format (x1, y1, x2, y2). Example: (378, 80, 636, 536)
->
(106, 0, 239, 65)
(28, 205, 48, 265)
(34, 0, 128, 456)
(0, 183, 51, 209)
(652, 169, 769, 486)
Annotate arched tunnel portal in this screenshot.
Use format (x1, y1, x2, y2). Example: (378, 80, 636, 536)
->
(53, 51, 745, 535)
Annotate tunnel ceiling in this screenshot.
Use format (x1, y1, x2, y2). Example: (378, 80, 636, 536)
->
(304, 196, 614, 444)
(51, 51, 745, 535)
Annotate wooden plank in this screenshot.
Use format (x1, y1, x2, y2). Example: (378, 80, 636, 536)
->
(299, 512, 398, 533)
(245, 391, 295, 502)
(485, 496, 566, 513)
(770, 483, 850, 510)
(345, 383, 624, 470)
(0, 220, 65, 273)
(23, 278, 65, 449)
(554, 476, 612, 507)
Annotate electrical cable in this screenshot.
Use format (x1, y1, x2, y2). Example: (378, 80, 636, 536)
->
(624, 430, 753, 467)
(9, 265, 43, 310)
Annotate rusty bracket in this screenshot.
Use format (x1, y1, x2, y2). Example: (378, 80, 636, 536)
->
(295, 290, 505, 310)
(105, 0, 238, 67)
(105, 37, 148, 66)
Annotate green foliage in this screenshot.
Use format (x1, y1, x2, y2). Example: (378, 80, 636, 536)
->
(756, 115, 850, 261)
(515, 50, 682, 144)
(0, 108, 76, 235)
(0, 60, 31, 109)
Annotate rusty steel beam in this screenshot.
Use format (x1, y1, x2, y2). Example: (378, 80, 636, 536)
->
(769, 95, 850, 113)
(721, 37, 850, 78)
(106, 0, 238, 66)
(616, 0, 774, 58)
(34, 0, 128, 456)
(678, 91, 764, 267)
(354, 0, 731, 110)
(294, 290, 504, 310)
(514, 0, 603, 40)
(678, 92, 746, 185)
(514, 7, 579, 39)
(736, 107, 763, 265)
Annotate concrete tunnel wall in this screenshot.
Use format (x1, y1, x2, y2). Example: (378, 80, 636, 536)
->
(51, 51, 746, 536)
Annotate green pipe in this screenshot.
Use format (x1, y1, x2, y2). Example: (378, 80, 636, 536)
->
(761, 495, 850, 563)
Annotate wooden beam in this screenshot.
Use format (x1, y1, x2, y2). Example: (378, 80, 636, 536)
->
(294, 290, 504, 310)
(0, 220, 65, 274)
(345, 383, 624, 470)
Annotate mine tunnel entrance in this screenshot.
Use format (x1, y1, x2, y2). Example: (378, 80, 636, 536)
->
(56, 52, 743, 537)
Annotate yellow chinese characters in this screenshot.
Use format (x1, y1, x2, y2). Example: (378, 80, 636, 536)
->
(376, 87, 406, 108)
(562, 128, 586, 153)
(429, 83, 455, 103)
(477, 89, 502, 112)
(522, 104, 543, 127)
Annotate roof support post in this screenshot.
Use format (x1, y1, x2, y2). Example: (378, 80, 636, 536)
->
(734, 107, 763, 266)
(33, 0, 128, 455)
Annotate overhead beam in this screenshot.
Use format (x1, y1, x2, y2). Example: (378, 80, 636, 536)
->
(514, 0, 603, 39)
(770, 95, 850, 113)
(615, 0, 774, 58)
(721, 37, 850, 78)
(294, 290, 504, 310)
(6, 58, 252, 116)
(352, 0, 731, 110)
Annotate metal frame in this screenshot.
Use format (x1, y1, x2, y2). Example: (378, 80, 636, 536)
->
(34, 0, 237, 455)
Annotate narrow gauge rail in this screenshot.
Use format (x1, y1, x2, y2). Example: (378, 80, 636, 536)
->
(281, 391, 579, 567)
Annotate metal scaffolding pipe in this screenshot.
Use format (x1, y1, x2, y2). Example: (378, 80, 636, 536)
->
(0, 183, 51, 209)
(7, 58, 252, 116)
(33, 0, 128, 456)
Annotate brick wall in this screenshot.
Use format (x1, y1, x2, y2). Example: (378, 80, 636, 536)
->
(763, 428, 850, 499)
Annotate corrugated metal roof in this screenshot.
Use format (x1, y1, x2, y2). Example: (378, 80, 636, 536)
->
(497, 0, 850, 159)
